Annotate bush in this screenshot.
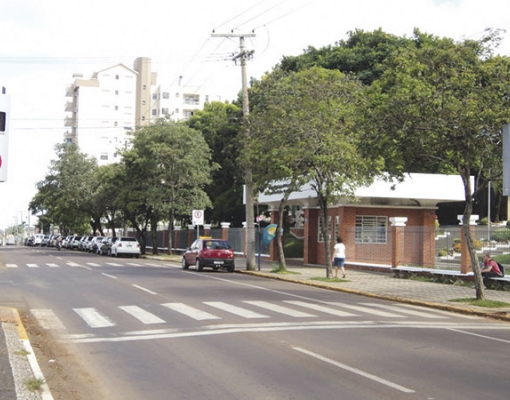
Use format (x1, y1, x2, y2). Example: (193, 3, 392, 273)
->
(453, 242, 462, 253)
(492, 229, 510, 242)
(478, 217, 488, 226)
(438, 249, 448, 256)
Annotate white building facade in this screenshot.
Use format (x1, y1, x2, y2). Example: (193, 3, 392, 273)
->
(0, 86, 10, 182)
(64, 57, 214, 165)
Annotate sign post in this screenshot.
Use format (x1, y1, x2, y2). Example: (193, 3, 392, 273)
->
(192, 210, 204, 240)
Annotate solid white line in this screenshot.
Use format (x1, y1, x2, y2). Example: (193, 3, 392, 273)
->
(102, 273, 118, 279)
(73, 308, 115, 328)
(327, 302, 405, 318)
(161, 302, 220, 320)
(204, 302, 269, 319)
(447, 328, 510, 344)
(285, 301, 357, 317)
(244, 301, 316, 318)
(119, 306, 166, 324)
(132, 284, 157, 295)
(361, 303, 448, 319)
(21, 338, 55, 399)
(292, 347, 415, 393)
(31, 309, 66, 330)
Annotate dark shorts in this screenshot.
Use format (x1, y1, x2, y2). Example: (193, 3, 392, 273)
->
(333, 257, 345, 267)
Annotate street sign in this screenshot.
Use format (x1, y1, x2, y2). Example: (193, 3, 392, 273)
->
(192, 210, 204, 226)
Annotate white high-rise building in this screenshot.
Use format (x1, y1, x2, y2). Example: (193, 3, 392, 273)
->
(64, 57, 218, 166)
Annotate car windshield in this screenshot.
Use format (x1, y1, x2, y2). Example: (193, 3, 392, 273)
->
(204, 240, 231, 250)
(121, 237, 137, 241)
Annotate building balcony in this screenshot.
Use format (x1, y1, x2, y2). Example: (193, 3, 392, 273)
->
(64, 115, 75, 127)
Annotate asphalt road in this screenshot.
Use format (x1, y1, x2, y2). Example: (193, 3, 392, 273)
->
(2, 246, 510, 400)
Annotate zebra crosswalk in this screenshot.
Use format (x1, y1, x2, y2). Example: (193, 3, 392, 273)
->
(4, 262, 148, 269)
(30, 300, 455, 332)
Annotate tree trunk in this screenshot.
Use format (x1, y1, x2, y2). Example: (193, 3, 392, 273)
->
(151, 217, 158, 255)
(276, 199, 287, 270)
(318, 193, 333, 279)
(167, 208, 174, 256)
(460, 171, 485, 300)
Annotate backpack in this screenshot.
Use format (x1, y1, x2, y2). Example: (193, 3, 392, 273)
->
(496, 262, 505, 277)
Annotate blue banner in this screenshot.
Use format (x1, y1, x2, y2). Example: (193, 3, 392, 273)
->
(262, 224, 278, 246)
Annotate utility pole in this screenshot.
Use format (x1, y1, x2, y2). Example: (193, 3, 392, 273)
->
(212, 31, 257, 270)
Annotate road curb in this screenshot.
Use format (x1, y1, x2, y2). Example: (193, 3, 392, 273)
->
(238, 270, 510, 323)
(0, 307, 54, 400)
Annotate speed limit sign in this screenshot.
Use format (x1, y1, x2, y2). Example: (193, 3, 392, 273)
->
(192, 210, 204, 225)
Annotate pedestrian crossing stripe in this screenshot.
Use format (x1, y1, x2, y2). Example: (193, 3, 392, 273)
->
(27, 263, 39, 268)
(6, 264, 18, 268)
(32, 301, 456, 331)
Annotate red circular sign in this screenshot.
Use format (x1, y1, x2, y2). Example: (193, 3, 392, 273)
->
(0, 154, 2, 169)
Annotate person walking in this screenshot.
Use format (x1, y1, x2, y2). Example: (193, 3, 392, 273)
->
(332, 236, 346, 279)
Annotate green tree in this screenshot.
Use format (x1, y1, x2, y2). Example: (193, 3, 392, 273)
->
(250, 67, 382, 277)
(368, 29, 510, 299)
(29, 143, 97, 234)
(187, 101, 245, 226)
(120, 120, 214, 255)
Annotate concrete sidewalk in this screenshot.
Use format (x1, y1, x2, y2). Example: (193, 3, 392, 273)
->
(238, 261, 510, 322)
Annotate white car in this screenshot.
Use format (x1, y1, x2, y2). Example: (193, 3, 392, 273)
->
(110, 237, 140, 258)
(33, 234, 44, 246)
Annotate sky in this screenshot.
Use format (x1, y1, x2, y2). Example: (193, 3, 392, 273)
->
(1, 0, 510, 231)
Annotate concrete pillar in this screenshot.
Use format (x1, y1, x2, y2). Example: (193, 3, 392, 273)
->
(204, 224, 211, 237)
(220, 222, 230, 241)
(458, 214, 478, 274)
(390, 217, 408, 268)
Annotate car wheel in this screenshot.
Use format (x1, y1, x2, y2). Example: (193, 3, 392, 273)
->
(196, 259, 203, 272)
(213, 266, 219, 271)
(227, 264, 235, 273)
(182, 258, 189, 270)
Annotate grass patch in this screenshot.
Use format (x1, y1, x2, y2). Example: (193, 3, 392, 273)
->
(24, 377, 45, 392)
(14, 349, 30, 356)
(450, 298, 510, 308)
(270, 264, 301, 275)
(310, 277, 348, 283)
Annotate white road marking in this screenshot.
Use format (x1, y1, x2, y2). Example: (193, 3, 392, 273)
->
(106, 262, 122, 266)
(327, 302, 406, 318)
(31, 309, 66, 330)
(86, 263, 101, 267)
(204, 302, 269, 319)
(292, 347, 415, 393)
(161, 302, 220, 320)
(73, 308, 116, 328)
(447, 328, 510, 344)
(127, 263, 141, 266)
(6, 264, 18, 268)
(285, 301, 357, 317)
(244, 301, 316, 318)
(27, 263, 39, 268)
(67, 262, 81, 267)
(102, 273, 118, 279)
(361, 303, 448, 319)
(119, 306, 166, 324)
(46, 263, 60, 268)
(132, 284, 157, 295)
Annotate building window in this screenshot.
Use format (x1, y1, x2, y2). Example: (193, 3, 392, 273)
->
(183, 110, 195, 118)
(152, 94, 157, 100)
(161, 108, 169, 115)
(184, 94, 199, 105)
(317, 216, 331, 243)
(175, 108, 179, 114)
(175, 93, 180, 98)
(152, 109, 157, 116)
(355, 216, 388, 244)
(114, 106, 118, 111)
(115, 75, 119, 80)
(100, 153, 108, 161)
(115, 90, 119, 95)
(114, 121, 118, 126)
(143, 85, 146, 90)
(162, 92, 169, 99)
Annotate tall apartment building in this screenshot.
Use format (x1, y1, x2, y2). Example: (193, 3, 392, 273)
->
(0, 86, 10, 182)
(64, 57, 213, 166)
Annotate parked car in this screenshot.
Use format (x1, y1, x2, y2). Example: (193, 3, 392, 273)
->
(110, 237, 140, 258)
(70, 236, 83, 249)
(98, 237, 117, 255)
(182, 238, 235, 272)
(33, 234, 44, 246)
(62, 236, 74, 248)
(41, 235, 51, 247)
(89, 236, 105, 253)
(80, 236, 94, 251)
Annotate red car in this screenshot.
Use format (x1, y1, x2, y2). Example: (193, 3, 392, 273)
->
(182, 239, 235, 272)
